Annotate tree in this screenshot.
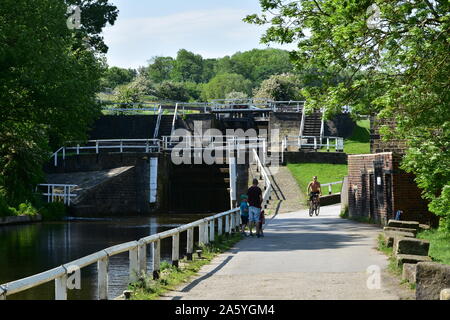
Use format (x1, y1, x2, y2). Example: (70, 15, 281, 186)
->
(201, 73, 252, 101)
(155, 81, 190, 102)
(253, 73, 303, 101)
(246, 0, 450, 230)
(101, 67, 137, 90)
(145, 56, 175, 83)
(0, 0, 117, 207)
(171, 49, 204, 83)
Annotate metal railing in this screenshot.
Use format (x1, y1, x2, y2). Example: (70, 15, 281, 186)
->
(153, 105, 163, 139)
(161, 136, 266, 152)
(321, 181, 343, 195)
(37, 184, 78, 206)
(252, 149, 273, 206)
(51, 140, 162, 166)
(0, 208, 241, 300)
(283, 136, 344, 152)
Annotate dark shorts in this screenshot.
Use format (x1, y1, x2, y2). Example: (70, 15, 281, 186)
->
(241, 215, 249, 225)
(310, 192, 320, 201)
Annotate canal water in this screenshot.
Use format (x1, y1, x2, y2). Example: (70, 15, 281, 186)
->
(0, 214, 210, 300)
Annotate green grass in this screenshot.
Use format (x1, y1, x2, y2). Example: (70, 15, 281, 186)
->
(129, 233, 243, 300)
(377, 234, 403, 276)
(344, 119, 370, 154)
(287, 162, 348, 195)
(417, 229, 450, 265)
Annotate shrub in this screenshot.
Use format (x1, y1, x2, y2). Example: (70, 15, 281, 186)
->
(39, 202, 67, 221)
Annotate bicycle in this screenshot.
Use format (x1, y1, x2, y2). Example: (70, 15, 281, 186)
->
(309, 194, 321, 217)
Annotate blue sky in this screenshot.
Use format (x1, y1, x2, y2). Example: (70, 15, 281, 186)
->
(102, 0, 297, 69)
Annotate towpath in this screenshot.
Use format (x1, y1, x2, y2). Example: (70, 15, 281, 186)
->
(160, 204, 414, 300)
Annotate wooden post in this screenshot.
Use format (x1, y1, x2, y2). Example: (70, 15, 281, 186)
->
(97, 257, 109, 300)
(218, 217, 223, 236)
(152, 240, 161, 280)
(172, 233, 180, 267)
(187, 228, 194, 260)
(209, 220, 215, 243)
(129, 247, 139, 282)
(138, 242, 147, 275)
(55, 274, 68, 300)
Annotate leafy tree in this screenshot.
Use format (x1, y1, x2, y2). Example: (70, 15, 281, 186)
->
(155, 81, 190, 102)
(145, 56, 175, 83)
(171, 49, 204, 83)
(101, 67, 137, 89)
(0, 0, 117, 207)
(253, 73, 303, 101)
(201, 73, 252, 101)
(246, 0, 450, 230)
(225, 91, 249, 102)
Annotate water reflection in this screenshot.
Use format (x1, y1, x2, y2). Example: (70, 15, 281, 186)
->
(0, 213, 209, 300)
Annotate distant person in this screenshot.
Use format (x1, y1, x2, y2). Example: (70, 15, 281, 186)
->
(307, 176, 322, 205)
(259, 209, 266, 237)
(240, 194, 249, 236)
(247, 178, 263, 238)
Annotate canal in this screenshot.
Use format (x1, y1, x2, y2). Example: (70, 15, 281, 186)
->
(0, 214, 210, 300)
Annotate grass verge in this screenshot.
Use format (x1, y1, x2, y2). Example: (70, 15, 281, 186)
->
(344, 119, 370, 155)
(417, 229, 450, 265)
(129, 233, 243, 300)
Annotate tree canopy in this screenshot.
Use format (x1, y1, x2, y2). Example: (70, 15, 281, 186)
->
(245, 0, 450, 230)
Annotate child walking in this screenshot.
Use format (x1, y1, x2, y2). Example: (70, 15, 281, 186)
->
(240, 195, 249, 236)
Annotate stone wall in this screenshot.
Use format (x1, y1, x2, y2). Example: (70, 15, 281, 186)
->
(89, 115, 158, 140)
(269, 112, 302, 152)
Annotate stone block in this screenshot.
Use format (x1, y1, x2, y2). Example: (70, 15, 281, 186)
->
(416, 262, 450, 300)
(387, 220, 420, 230)
(402, 263, 417, 284)
(383, 226, 417, 236)
(396, 254, 431, 267)
(419, 224, 430, 231)
(394, 238, 430, 257)
(383, 231, 415, 247)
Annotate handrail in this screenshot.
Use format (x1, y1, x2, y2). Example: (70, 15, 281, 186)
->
(0, 207, 241, 300)
(252, 149, 272, 204)
(170, 103, 179, 138)
(283, 135, 344, 152)
(321, 181, 343, 195)
(153, 105, 163, 139)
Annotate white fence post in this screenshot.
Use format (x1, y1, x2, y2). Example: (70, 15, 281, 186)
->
(209, 220, 215, 243)
(199, 224, 205, 246)
(97, 257, 109, 300)
(203, 222, 210, 245)
(172, 233, 180, 267)
(187, 228, 194, 260)
(225, 213, 230, 234)
(55, 274, 68, 300)
(218, 217, 223, 236)
(152, 240, 161, 280)
(138, 242, 147, 275)
(96, 141, 99, 154)
(129, 247, 139, 283)
(329, 184, 332, 195)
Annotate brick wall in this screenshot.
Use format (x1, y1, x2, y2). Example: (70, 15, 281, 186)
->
(370, 116, 408, 154)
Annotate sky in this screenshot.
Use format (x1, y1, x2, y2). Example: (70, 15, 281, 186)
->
(102, 0, 297, 69)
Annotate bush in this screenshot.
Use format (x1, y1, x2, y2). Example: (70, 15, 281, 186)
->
(39, 202, 66, 221)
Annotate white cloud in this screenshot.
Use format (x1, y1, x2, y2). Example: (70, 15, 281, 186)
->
(102, 8, 296, 69)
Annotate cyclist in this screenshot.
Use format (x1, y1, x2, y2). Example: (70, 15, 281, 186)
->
(307, 176, 322, 207)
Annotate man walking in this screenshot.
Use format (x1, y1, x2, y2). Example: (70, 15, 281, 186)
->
(247, 178, 263, 238)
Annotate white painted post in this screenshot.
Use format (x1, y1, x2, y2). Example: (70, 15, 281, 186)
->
(199, 223, 205, 245)
(51, 185, 54, 203)
(329, 184, 332, 195)
(327, 138, 330, 152)
(120, 140, 123, 153)
(129, 247, 139, 282)
(172, 233, 180, 267)
(187, 228, 194, 260)
(218, 217, 223, 236)
(96, 141, 99, 154)
(225, 215, 230, 234)
(63, 147, 65, 160)
(54, 153, 57, 167)
(230, 212, 235, 232)
(235, 212, 241, 229)
(314, 137, 317, 150)
(77, 144, 80, 155)
(209, 220, 215, 243)
(204, 222, 209, 245)
(55, 274, 68, 300)
(152, 240, 161, 280)
(97, 257, 109, 300)
(138, 242, 147, 275)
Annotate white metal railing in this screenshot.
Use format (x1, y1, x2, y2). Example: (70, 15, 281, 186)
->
(252, 149, 273, 206)
(321, 181, 343, 195)
(153, 105, 163, 139)
(51, 139, 161, 166)
(162, 136, 266, 152)
(170, 103, 179, 138)
(283, 136, 344, 152)
(37, 184, 78, 206)
(0, 208, 241, 300)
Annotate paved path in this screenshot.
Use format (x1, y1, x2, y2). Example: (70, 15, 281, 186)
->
(161, 204, 414, 300)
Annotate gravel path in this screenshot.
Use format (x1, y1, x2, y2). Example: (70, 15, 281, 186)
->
(160, 204, 414, 300)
